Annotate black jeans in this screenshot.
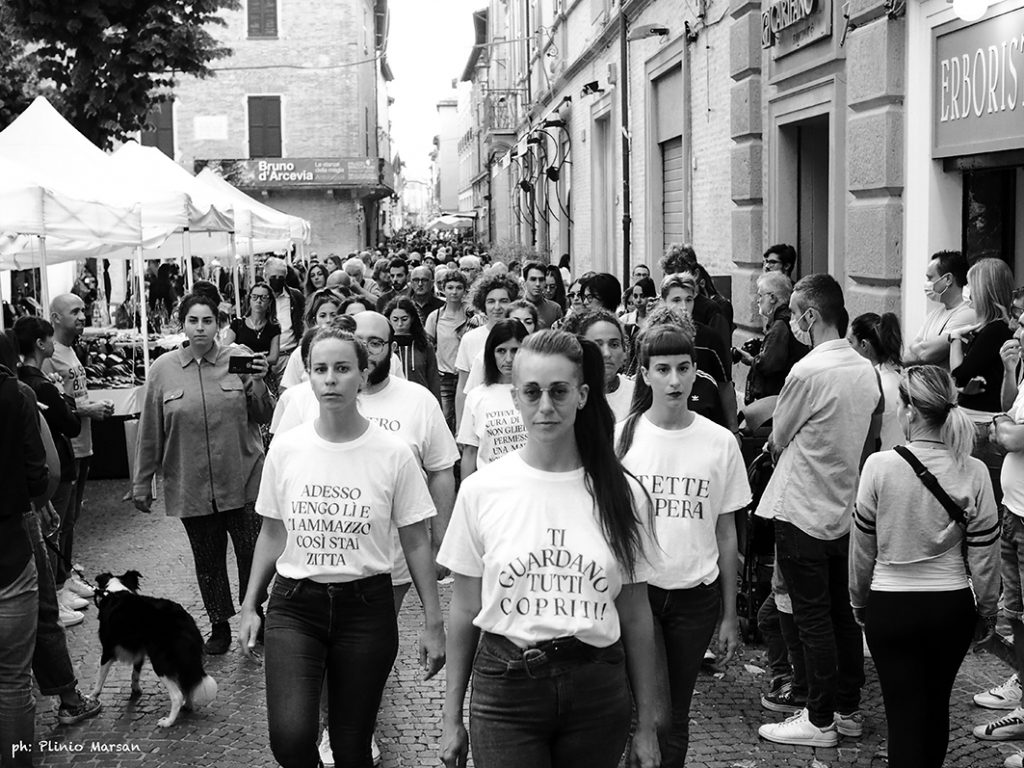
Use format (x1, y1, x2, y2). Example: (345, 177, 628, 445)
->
(756, 593, 806, 696)
(865, 589, 975, 768)
(469, 632, 632, 768)
(264, 574, 398, 768)
(649, 582, 721, 767)
(774, 521, 864, 727)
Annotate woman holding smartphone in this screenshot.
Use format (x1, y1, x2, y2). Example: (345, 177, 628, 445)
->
(440, 330, 661, 768)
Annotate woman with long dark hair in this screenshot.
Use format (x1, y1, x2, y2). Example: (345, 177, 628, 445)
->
(544, 264, 568, 312)
(385, 296, 440, 399)
(223, 282, 281, 367)
(851, 365, 998, 767)
(565, 309, 634, 422)
(440, 330, 661, 768)
(849, 312, 903, 450)
(457, 319, 528, 478)
(615, 323, 748, 765)
(304, 263, 330, 297)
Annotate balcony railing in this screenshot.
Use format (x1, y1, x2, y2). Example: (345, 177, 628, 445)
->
(483, 90, 523, 134)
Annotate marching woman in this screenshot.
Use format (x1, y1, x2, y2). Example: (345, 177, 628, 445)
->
(239, 327, 445, 768)
(568, 309, 635, 422)
(279, 290, 342, 390)
(384, 295, 441, 399)
(440, 330, 661, 768)
(457, 320, 528, 479)
(615, 323, 750, 766)
(850, 365, 998, 767)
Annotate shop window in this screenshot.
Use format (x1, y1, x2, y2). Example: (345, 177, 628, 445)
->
(140, 101, 174, 159)
(248, 0, 278, 38)
(963, 169, 1016, 270)
(248, 96, 282, 158)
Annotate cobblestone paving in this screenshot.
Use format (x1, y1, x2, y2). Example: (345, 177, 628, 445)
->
(29, 479, 1024, 767)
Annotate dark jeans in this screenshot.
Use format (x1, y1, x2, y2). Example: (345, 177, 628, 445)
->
(49, 480, 74, 586)
(55, 457, 90, 587)
(22, 512, 76, 697)
(0, 559, 38, 768)
(649, 582, 721, 767)
(774, 521, 864, 727)
(865, 589, 975, 768)
(179, 506, 261, 625)
(469, 632, 631, 768)
(439, 372, 458, 434)
(265, 574, 398, 768)
(757, 593, 807, 696)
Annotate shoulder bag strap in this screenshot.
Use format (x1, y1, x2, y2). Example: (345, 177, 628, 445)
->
(893, 445, 967, 527)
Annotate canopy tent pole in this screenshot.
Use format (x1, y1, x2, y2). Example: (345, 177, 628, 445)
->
(38, 236, 51, 313)
(247, 237, 256, 286)
(182, 229, 195, 291)
(135, 247, 150, 378)
(231, 233, 242, 319)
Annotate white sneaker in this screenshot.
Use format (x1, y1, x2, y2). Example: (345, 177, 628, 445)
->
(976, 675, 1022, 710)
(758, 708, 839, 747)
(1005, 751, 1024, 768)
(58, 606, 84, 628)
(371, 735, 381, 765)
(318, 728, 333, 767)
(974, 708, 1024, 741)
(58, 587, 89, 611)
(835, 710, 863, 738)
(65, 574, 95, 598)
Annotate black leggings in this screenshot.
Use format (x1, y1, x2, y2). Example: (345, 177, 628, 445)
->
(864, 588, 975, 768)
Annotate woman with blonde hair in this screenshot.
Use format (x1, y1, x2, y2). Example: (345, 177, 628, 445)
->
(949, 257, 1015, 501)
(850, 365, 998, 767)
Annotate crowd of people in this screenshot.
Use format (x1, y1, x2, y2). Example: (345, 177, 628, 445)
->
(2, 234, 1024, 768)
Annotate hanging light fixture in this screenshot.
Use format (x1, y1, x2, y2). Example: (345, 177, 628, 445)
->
(949, 0, 987, 21)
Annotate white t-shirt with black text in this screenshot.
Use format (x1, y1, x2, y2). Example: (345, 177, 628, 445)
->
(457, 384, 527, 465)
(270, 381, 318, 435)
(455, 325, 490, 374)
(438, 452, 654, 648)
(605, 374, 635, 423)
(256, 421, 436, 582)
(617, 414, 751, 590)
(45, 342, 92, 457)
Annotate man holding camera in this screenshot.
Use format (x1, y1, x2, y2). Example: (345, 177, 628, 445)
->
(736, 271, 808, 404)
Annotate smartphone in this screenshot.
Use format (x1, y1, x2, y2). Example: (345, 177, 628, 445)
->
(228, 355, 258, 374)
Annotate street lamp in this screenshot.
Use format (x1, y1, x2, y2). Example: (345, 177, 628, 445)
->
(949, 0, 987, 21)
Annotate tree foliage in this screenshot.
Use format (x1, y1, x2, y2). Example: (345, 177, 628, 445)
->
(1, 0, 240, 148)
(0, 4, 42, 129)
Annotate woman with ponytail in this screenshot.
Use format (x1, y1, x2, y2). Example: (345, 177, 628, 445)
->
(850, 312, 903, 450)
(849, 365, 999, 767)
(615, 323, 750, 765)
(439, 330, 661, 768)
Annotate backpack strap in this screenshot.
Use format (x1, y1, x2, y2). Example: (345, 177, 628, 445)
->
(893, 445, 967, 527)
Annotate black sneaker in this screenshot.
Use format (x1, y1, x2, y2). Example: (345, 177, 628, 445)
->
(57, 691, 102, 725)
(204, 622, 232, 655)
(761, 679, 806, 714)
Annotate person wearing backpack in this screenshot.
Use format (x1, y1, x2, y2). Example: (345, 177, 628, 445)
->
(850, 365, 999, 767)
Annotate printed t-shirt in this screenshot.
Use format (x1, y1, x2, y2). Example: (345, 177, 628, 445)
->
(45, 341, 92, 457)
(255, 421, 435, 582)
(617, 413, 751, 590)
(457, 384, 527, 465)
(455, 325, 490, 374)
(1003, 386, 1024, 518)
(605, 374, 635, 422)
(438, 452, 654, 648)
(360, 376, 460, 585)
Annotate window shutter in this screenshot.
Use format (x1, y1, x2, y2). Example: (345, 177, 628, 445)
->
(248, 97, 265, 158)
(249, 96, 281, 158)
(248, 0, 277, 38)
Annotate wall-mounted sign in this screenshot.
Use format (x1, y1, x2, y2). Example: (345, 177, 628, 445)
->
(193, 158, 381, 188)
(761, 0, 832, 56)
(933, 7, 1024, 158)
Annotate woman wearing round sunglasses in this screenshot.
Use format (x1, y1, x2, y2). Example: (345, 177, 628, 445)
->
(440, 330, 661, 768)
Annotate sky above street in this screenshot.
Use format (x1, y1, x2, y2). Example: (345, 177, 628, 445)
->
(387, 0, 484, 182)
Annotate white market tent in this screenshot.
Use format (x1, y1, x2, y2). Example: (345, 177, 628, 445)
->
(195, 168, 311, 247)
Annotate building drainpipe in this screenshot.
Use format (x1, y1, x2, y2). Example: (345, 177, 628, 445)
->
(619, 9, 631, 281)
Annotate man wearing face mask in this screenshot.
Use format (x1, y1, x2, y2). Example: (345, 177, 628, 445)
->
(905, 250, 975, 369)
(264, 257, 305, 372)
(755, 274, 882, 749)
(737, 271, 808, 404)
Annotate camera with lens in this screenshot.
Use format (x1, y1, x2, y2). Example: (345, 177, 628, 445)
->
(731, 337, 763, 363)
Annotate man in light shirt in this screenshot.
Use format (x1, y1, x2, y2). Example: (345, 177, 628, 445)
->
(755, 274, 881, 748)
(905, 249, 975, 369)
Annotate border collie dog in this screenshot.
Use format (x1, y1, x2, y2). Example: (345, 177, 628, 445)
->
(91, 570, 218, 728)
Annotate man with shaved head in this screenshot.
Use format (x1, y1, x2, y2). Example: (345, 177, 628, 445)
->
(43, 294, 114, 617)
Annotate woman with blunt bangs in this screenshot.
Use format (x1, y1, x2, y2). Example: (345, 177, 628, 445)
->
(440, 330, 661, 768)
(851, 365, 998, 767)
(457, 320, 528, 478)
(240, 327, 445, 768)
(615, 324, 749, 766)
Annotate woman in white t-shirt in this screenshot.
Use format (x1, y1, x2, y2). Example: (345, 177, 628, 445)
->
(463, 300, 538, 394)
(565, 308, 635, 422)
(239, 327, 445, 768)
(615, 323, 749, 766)
(458, 320, 528, 478)
(278, 290, 342, 390)
(849, 312, 904, 451)
(439, 330, 661, 768)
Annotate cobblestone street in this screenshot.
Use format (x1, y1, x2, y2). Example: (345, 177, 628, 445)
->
(30, 479, 1024, 768)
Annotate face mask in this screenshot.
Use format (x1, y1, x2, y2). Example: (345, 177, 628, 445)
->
(268, 276, 286, 293)
(790, 310, 813, 347)
(924, 274, 949, 303)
